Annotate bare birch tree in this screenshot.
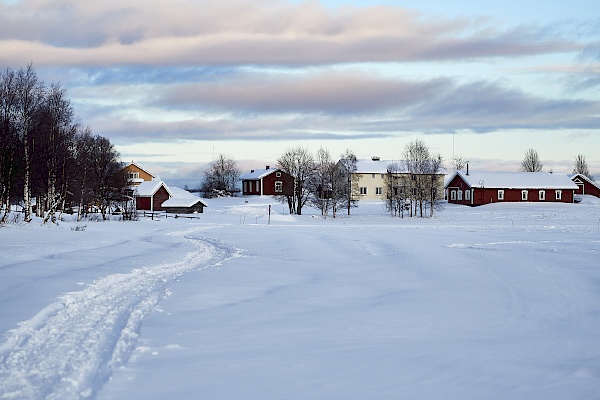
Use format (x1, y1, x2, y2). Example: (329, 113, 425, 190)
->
(277, 146, 314, 215)
(14, 64, 44, 222)
(201, 154, 241, 197)
(337, 149, 359, 216)
(520, 148, 543, 172)
(310, 147, 335, 216)
(0, 68, 19, 223)
(573, 154, 594, 181)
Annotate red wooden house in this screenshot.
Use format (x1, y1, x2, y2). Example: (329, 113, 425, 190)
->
(445, 170, 578, 206)
(240, 167, 294, 196)
(570, 173, 600, 198)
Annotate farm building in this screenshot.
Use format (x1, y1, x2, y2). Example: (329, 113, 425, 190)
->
(161, 187, 207, 213)
(445, 170, 578, 206)
(570, 173, 600, 198)
(240, 167, 294, 196)
(134, 181, 172, 212)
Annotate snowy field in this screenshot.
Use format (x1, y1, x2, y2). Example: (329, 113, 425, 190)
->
(1, 196, 600, 399)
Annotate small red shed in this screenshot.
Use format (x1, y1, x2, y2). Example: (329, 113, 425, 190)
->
(445, 170, 578, 206)
(240, 167, 294, 196)
(135, 181, 172, 211)
(570, 173, 600, 198)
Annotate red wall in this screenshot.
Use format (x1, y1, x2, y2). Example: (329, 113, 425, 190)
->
(136, 185, 170, 210)
(242, 170, 294, 196)
(152, 187, 170, 211)
(262, 172, 294, 196)
(574, 180, 600, 197)
(447, 175, 575, 206)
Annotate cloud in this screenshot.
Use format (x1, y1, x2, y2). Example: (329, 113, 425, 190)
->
(77, 68, 598, 144)
(158, 70, 447, 115)
(0, 0, 587, 67)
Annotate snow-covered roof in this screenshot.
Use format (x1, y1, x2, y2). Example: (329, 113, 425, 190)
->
(569, 173, 600, 189)
(354, 159, 446, 175)
(447, 170, 579, 190)
(135, 180, 172, 197)
(240, 168, 279, 180)
(161, 187, 208, 208)
(355, 159, 403, 174)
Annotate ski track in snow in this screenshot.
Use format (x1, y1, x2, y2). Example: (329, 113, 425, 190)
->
(0, 227, 237, 400)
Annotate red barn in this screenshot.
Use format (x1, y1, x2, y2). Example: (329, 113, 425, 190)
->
(135, 181, 172, 211)
(570, 173, 600, 198)
(445, 170, 578, 206)
(240, 167, 294, 196)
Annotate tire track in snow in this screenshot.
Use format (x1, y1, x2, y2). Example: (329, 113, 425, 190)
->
(0, 228, 238, 400)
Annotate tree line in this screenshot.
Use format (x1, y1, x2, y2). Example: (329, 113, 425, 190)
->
(1, 64, 124, 224)
(520, 148, 594, 181)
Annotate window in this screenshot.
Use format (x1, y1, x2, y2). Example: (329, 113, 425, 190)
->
(276, 172, 281, 177)
(498, 190, 504, 200)
(555, 190, 562, 200)
(128, 172, 139, 180)
(372, 174, 376, 179)
(380, 174, 385, 179)
(465, 190, 471, 201)
(521, 190, 528, 201)
(450, 190, 457, 201)
(457, 190, 463, 200)
(256, 181, 260, 192)
(375, 187, 383, 195)
(360, 187, 368, 195)
(275, 181, 283, 192)
(244, 181, 248, 192)
(539, 190, 546, 201)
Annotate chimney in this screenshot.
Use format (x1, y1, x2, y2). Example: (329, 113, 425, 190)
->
(251, 169, 254, 173)
(266, 165, 270, 170)
(466, 163, 469, 176)
(372, 156, 380, 161)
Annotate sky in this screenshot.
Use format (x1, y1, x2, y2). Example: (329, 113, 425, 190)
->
(1, 0, 599, 187)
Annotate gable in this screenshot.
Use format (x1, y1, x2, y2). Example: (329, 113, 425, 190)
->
(123, 162, 155, 182)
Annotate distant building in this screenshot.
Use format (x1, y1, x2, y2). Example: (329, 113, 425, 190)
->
(445, 170, 578, 206)
(240, 166, 294, 196)
(161, 187, 208, 213)
(135, 181, 172, 212)
(569, 173, 600, 198)
(347, 157, 446, 201)
(122, 162, 156, 187)
(122, 162, 207, 213)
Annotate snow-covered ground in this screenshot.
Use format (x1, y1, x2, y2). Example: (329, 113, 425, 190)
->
(1, 196, 600, 399)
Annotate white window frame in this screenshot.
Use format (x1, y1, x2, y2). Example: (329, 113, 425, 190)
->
(276, 171, 281, 178)
(555, 190, 562, 200)
(498, 190, 504, 201)
(375, 187, 383, 195)
(360, 187, 368, 195)
(128, 172, 139, 180)
(465, 190, 471, 201)
(539, 190, 546, 201)
(457, 190, 463, 201)
(521, 190, 528, 201)
(275, 181, 283, 193)
(450, 190, 457, 201)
